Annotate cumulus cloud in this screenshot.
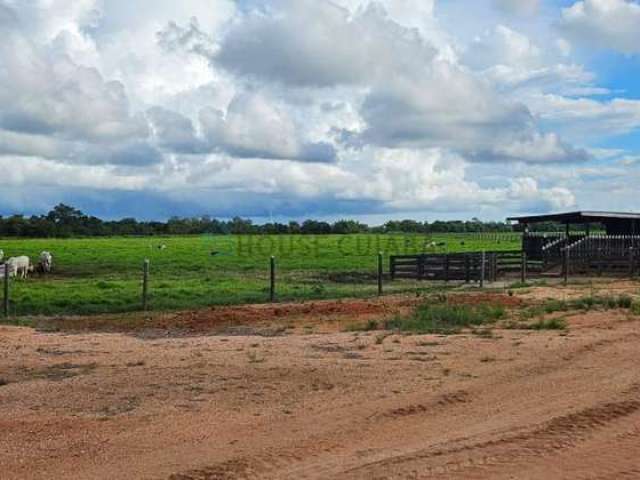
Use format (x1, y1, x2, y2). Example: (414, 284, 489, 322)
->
(560, 0, 640, 55)
(215, 1, 584, 164)
(506, 177, 575, 212)
(0, 29, 147, 144)
(1, 0, 637, 219)
(200, 92, 337, 163)
(147, 107, 204, 154)
(215, 0, 438, 87)
(0, 1, 153, 166)
(156, 17, 216, 58)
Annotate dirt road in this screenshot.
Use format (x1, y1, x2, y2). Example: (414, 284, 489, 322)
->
(1, 288, 640, 479)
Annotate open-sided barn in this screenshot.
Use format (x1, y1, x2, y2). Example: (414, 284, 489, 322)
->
(508, 211, 640, 276)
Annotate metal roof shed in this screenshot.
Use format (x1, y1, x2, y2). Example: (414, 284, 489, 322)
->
(507, 211, 640, 236)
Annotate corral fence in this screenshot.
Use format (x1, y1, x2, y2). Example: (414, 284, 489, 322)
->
(565, 235, 640, 277)
(390, 251, 526, 284)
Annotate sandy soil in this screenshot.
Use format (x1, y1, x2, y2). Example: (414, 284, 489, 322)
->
(2, 282, 640, 479)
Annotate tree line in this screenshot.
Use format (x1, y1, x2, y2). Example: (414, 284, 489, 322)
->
(0, 203, 561, 238)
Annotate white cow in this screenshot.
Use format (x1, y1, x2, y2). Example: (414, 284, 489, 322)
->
(6, 256, 33, 279)
(0, 249, 4, 263)
(39, 251, 53, 273)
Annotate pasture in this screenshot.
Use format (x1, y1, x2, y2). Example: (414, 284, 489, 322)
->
(0, 233, 520, 316)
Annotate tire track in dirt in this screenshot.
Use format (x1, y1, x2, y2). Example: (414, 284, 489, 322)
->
(164, 389, 474, 480)
(286, 331, 640, 479)
(340, 400, 640, 479)
(164, 327, 640, 480)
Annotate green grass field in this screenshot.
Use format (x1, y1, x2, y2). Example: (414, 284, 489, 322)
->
(0, 233, 520, 316)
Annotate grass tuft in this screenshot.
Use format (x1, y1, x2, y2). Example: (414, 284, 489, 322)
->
(345, 319, 379, 332)
(527, 318, 567, 330)
(385, 302, 505, 335)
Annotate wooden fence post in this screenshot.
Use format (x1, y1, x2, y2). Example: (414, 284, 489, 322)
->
(418, 255, 425, 280)
(377, 252, 383, 296)
(464, 254, 470, 284)
(629, 247, 635, 278)
(564, 248, 569, 286)
(270, 256, 276, 303)
(521, 251, 527, 284)
(444, 254, 450, 283)
(4, 263, 9, 318)
(390, 256, 396, 281)
(480, 251, 486, 288)
(142, 259, 150, 311)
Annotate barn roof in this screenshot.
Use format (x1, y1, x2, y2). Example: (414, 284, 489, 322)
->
(507, 211, 640, 224)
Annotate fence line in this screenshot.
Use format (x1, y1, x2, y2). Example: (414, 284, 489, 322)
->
(3, 240, 640, 318)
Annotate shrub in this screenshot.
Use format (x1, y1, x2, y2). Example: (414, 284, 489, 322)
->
(385, 303, 505, 335)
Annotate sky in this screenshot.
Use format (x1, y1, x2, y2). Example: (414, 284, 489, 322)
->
(0, 0, 639, 223)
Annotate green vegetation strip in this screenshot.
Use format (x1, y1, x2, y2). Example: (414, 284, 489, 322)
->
(385, 303, 506, 334)
(350, 294, 640, 335)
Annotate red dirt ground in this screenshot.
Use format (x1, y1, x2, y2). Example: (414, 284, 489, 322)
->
(2, 283, 640, 479)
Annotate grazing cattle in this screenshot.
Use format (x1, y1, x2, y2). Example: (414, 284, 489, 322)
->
(6, 256, 33, 279)
(158, 244, 167, 250)
(38, 251, 53, 273)
(0, 249, 3, 263)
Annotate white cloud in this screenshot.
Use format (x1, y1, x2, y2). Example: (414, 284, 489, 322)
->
(199, 92, 337, 163)
(506, 177, 575, 211)
(0, 3, 159, 168)
(0, 19, 147, 145)
(215, 0, 439, 87)
(465, 25, 542, 71)
(1, 0, 637, 219)
(560, 0, 640, 55)
(527, 94, 640, 138)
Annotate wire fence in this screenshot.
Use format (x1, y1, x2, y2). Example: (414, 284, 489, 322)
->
(3, 252, 640, 318)
(2, 232, 638, 319)
(0, 253, 499, 318)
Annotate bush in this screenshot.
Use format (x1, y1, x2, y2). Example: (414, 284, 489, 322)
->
(385, 303, 506, 335)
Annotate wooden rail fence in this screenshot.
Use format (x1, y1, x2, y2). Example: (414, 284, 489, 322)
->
(390, 251, 526, 282)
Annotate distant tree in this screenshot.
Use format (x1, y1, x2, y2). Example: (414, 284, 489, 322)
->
(0, 203, 522, 238)
(229, 216, 254, 234)
(332, 219, 367, 234)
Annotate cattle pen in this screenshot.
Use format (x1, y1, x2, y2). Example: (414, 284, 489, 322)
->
(389, 211, 640, 285)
